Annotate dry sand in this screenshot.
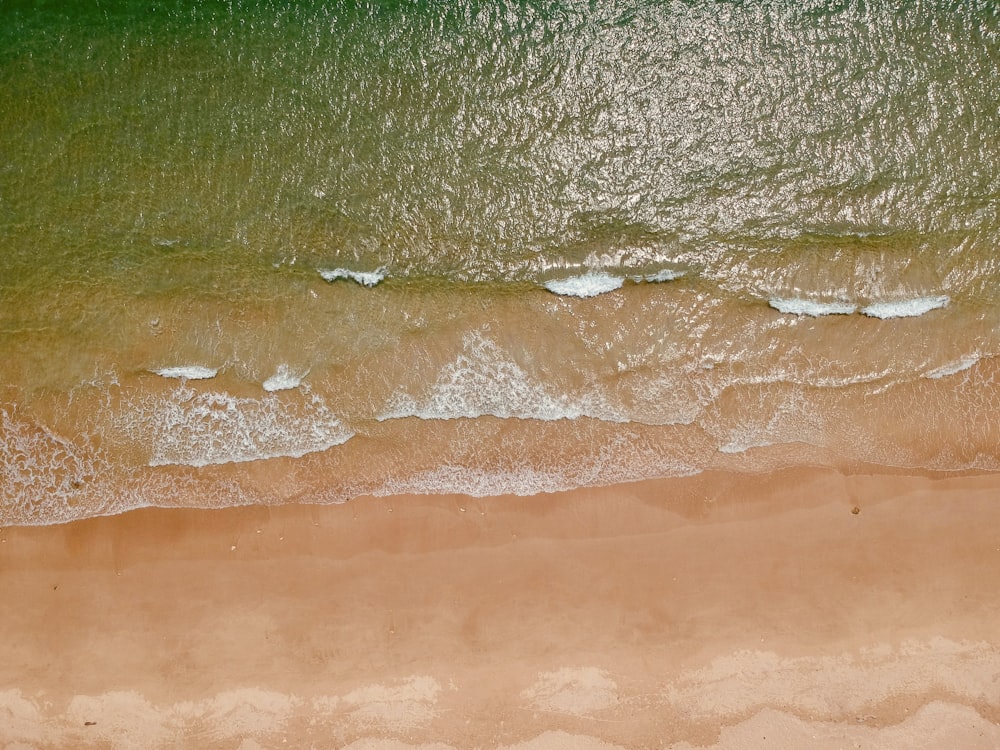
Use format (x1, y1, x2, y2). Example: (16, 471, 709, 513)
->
(2, 466, 1000, 748)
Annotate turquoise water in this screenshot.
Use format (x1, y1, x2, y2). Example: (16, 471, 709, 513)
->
(2, 1, 999, 524)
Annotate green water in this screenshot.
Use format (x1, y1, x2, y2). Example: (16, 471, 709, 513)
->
(2, 1, 1000, 524)
(3, 1, 998, 291)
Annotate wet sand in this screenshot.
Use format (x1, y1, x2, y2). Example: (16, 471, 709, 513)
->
(2, 466, 1000, 748)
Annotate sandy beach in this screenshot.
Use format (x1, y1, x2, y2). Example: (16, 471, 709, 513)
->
(2, 466, 1000, 748)
(5, 2, 1000, 747)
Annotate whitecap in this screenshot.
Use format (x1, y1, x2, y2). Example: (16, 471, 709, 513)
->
(636, 268, 686, 283)
(543, 272, 625, 298)
(318, 267, 386, 288)
(924, 355, 979, 379)
(151, 366, 218, 380)
(262, 364, 306, 392)
(769, 298, 857, 317)
(861, 295, 950, 319)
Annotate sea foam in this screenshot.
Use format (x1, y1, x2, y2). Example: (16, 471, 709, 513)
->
(924, 355, 979, 379)
(636, 268, 686, 283)
(130, 386, 353, 467)
(152, 366, 218, 380)
(769, 298, 857, 316)
(366, 432, 702, 499)
(0, 406, 110, 525)
(861, 296, 950, 319)
(374, 465, 579, 498)
(543, 273, 625, 298)
(380, 332, 625, 423)
(262, 364, 306, 392)
(318, 267, 387, 287)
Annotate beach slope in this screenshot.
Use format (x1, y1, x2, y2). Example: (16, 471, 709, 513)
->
(2, 467, 1000, 748)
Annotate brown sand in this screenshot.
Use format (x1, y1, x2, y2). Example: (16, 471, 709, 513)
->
(2, 466, 1000, 748)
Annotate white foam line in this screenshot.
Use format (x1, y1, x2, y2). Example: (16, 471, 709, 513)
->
(318, 267, 387, 287)
(543, 273, 625, 298)
(142, 388, 354, 468)
(151, 366, 218, 380)
(924, 355, 979, 379)
(769, 298, 857, 317)
(634, 269, 686, 283)
(262, 364, 307, 392)
(861, 295, 950, 319)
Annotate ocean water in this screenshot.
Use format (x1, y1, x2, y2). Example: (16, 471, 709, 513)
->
(2, 1, 999, 525)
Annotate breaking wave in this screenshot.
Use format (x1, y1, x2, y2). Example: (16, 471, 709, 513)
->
(861, 296, 950, 319)
(121, 385, 353, 467)
(769, 299, 857, 317)
(543, 273, 625, 298)
(379, 332, 626, 423)
(318, 267, 387, 288)
(152, 366, 219, 380)
(262, 365, 307, 393)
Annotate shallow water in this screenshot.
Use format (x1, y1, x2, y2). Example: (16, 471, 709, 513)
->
(2, 1, 999, 524)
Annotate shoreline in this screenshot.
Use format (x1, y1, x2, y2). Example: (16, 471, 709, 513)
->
(3, 466, 1000, 748)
